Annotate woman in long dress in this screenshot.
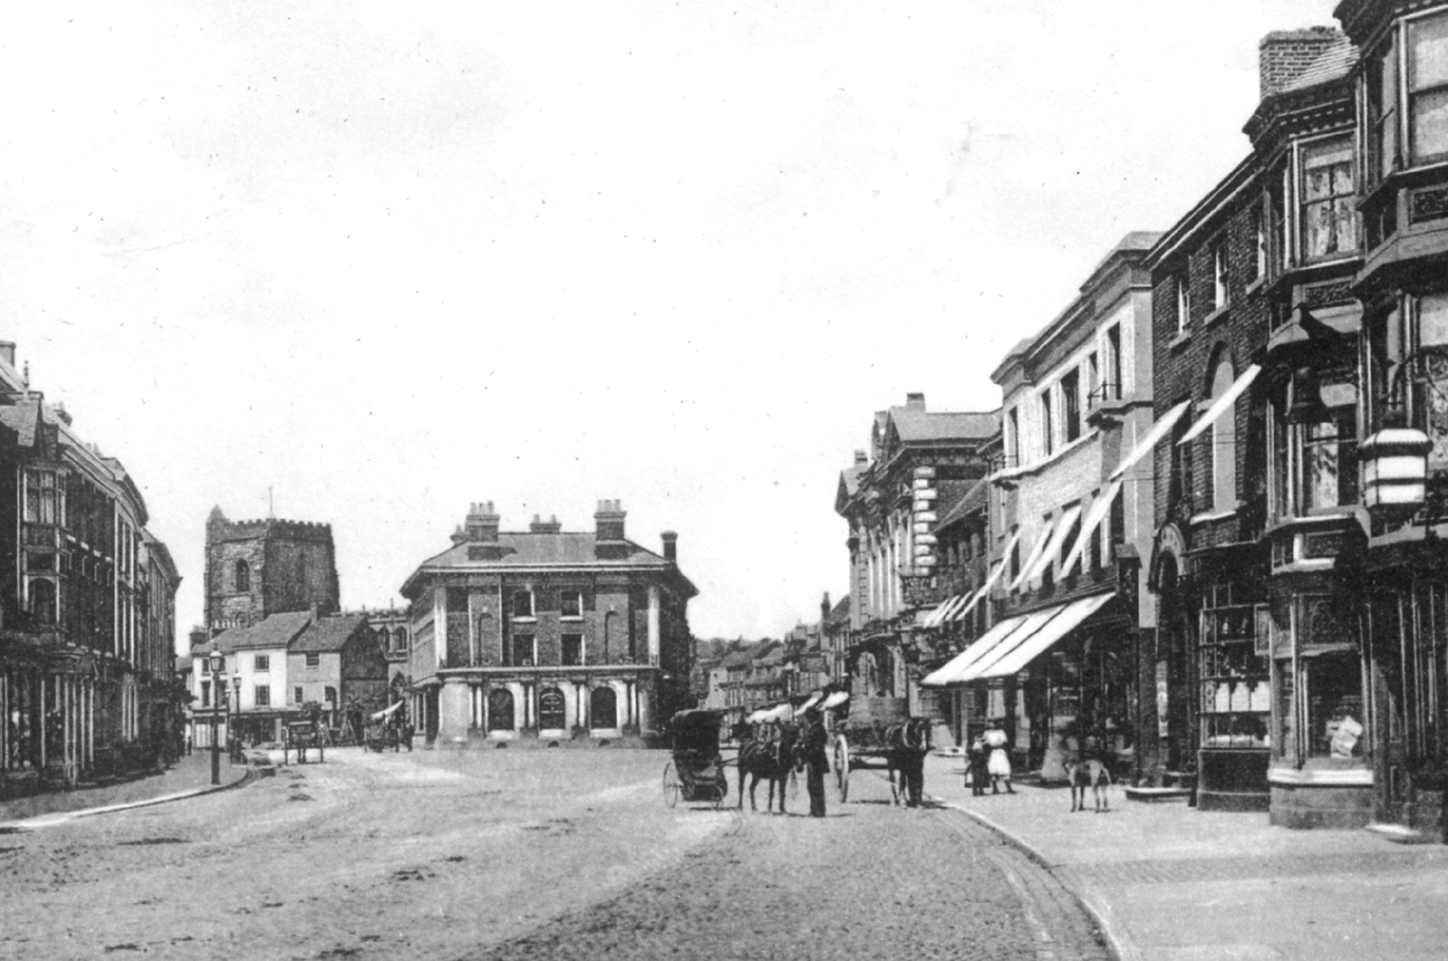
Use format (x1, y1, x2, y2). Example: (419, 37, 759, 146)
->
(983, 720, 1014, 794)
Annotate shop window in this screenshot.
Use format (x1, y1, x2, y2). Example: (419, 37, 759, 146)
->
(562, 633, 584, 666)
(1306, 652, 1364, 759)
(234, 560, 250, 592)
(487, 688, 515, 731)
(1199, 604, 1270, 748)
(590, 686, 617, 729)
(1298, 137, 1357, 261)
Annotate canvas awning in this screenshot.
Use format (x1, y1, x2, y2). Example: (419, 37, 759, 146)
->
(1009, 518, 1059, 591)
(1107, 400, 1192, 482)
(947, 588, 981, 623)
(921, 611, 1039, 687)
(370, 701, 403, 722)
(923, 595, 962, 628)
(820, 691, 850, 710)
(1058, 480, 1124, 574)
(1023, 504, 1082, 583)
(961, 592, 1116, 682)
(1177, 364, 1261, 445)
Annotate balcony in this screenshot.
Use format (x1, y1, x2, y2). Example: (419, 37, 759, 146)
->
(1086, 382, 1128, 428)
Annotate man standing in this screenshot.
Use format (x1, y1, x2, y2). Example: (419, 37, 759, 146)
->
(800, 706, 830, 817)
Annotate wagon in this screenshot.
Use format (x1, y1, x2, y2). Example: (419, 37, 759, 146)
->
(822, 692, 909, 802)
(283, 720, 326, 764)
(661, 709, 730, 809)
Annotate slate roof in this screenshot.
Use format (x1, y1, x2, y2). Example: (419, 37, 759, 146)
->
(826, 595, 851, 625)
(1281, 35, 1358, 94)
(721, 649, 754, 669)
(934, 476, 991, 532)
(889, 409, 998, 444)
(839, 462, 868, 497)
(291, 614, 368, 654)
(205, 611, 313, 653)
(0, 399, 42, 446)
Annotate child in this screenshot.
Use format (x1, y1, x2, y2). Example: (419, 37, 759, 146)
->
(967, 735, 990, 797)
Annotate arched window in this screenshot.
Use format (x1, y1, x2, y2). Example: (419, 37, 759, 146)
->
(590, 687, 618, 729)
(487, 689, 515, 731)
(234, 560, 250, 592)
(538, 686, 566, 731)
(29, 579, 56, 625)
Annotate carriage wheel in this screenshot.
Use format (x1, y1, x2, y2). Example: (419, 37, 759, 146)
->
(833, 735, 850, 802)
(662, 761, 681, 809)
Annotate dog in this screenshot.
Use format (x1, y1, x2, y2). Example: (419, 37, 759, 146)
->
(1064, 758, 1111, 812)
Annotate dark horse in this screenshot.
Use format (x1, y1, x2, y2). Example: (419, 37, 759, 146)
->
(736, 723, 800, 813)
(883, 717, 932, 807)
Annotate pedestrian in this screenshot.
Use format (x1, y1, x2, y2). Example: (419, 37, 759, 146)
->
(800, 706, 830, 817)
(967, 735, 990, 797)
(185, 727, 193, 756)
(983, 719, 1014, 794)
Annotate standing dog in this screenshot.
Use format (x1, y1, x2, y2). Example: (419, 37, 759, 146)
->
(1065, 758, 1111, 812)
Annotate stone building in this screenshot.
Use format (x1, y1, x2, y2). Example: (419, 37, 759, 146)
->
(204, 507, 339, 634)
(0, 341, 181, 796)
(835, 393, 997, 717)
(401, 501, 697, 747)
(348, 605, 410, 712)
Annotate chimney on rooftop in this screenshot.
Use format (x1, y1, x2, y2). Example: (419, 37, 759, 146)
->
(821, 592, 831, 624)
(595, 499, 626, 542)
(0, 341, 14, 368)
(905, 392, 926, 411)
(465, 501, 500, 542)
(854, 450, 868, 466)
(1258, 27, 1340, 99)
(661, 530, 678, 563)
(531, 514, 562, 534)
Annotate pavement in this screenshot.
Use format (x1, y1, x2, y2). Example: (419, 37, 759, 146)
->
(919, 751, 1448, 961)
(0, 750, 254, 829)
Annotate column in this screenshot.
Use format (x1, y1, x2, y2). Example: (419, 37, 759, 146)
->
(647, 586, 661, 667)
(434, 589, 447, 668)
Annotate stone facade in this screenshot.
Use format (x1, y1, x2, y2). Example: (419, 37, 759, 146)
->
(204, 508, 339, 634)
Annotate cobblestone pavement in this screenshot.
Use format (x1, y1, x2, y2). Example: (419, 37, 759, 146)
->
(0, 750, 1110, 961)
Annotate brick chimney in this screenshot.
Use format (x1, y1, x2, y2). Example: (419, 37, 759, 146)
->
(820, 591, 831, 623)
(661, 530, 678, 563)
(0, 341, 14, 368)
(465, 501, 500, 542)
(854, 450, 868, 467)
(530, 514, 562, 534)
(594, 499, 626, 542)
(905, 392, 926, 411)
(1259, 27, 1341, 99)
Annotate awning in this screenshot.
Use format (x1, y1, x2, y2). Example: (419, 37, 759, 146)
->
(1023, 504, 1082, 584)
(1107, 400, 1191, 482)
(795, 691, 823, 713)
(963, 592, 1115, 682)
(820, 691, 850, 710)
(932, 594, 966, 627)
(1009, 518, 1059, 591)
(923, 595, 961, 628)
(370, 701, 403, 722)
(921, 610, 1037, 686)
(947, 588, 981, 622)
(1059, 479, 1123, 574)
(1177, 364, 1261, 445)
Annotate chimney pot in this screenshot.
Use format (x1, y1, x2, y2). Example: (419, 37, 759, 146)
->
(0, 341, 14, 368)
(464, 501, 501, 542)
(906, 392, 926, 410)
(595, 498, 627, 543)
(661, 530, 678, 563)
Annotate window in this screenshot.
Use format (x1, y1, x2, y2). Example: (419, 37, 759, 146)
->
(1006, 407, 1020, 467)
(1212, 243, 1228, 309)
(1105, 325, 1122, 399)
(233, 559, 250, 592)
(305, 652, 320, 668)
(509, 634, 535, 667)
(590, 686, 617, 729)
(1176, 274, 1191, 332)
(28, 579, 56, 625)
(1086, 352, 1099, 405)
(255, 685, 271, 707)
(1040, 391, 1055, 456)
(294, 686, 304, 704)
(1061, 369, 1081, 443)
(1169, 408, 1192, 511)
(1249, 202, 1265, 282)
(254, 654, 269, 673)
(1305, 651, 1364, 759)
(1369, 33, 1399, 182)
(560, 591, 583, 619)
(324, 686, 336, 705)
(1301, 407, 1359, 512)
(1208, 358, 1237, 514)
(1299, 137, 1356, 261)
(511, 590, 534, 619)
(487, 688, 515, 731)
(1200, 603, 1269, 748)
(562, 633, 584, 666)
(23, 470, 58, 525)
(1409, 12, 1448, 164)
(201, 680, 211, 708)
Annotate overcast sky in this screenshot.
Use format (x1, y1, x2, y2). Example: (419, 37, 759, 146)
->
(0, 1, 1336, 646)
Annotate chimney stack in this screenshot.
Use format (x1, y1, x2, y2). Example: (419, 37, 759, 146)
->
(821, 591, 831, 623)
(0, 341, 14, 368)
(661, 530, 678, 563)
(465, 501, 500, 542)
(188, 626, 208, 650)
(853, 450, 868, 466)
(530, 514, 562, 534)
(1258, 27, 1340, 99)
(905, 392, 926, 410)
(594, 499, 626, 542)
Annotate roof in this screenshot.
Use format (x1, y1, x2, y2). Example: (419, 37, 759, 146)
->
(888, 409, 998, 444)
(175, 654, 193, 674)
(205, 611, 313, 653)
(721, 649, 755, 668)
(1280, 35, 1357, 95)
(839, 462, 868, 497)
(934, 476, 991, 532)
(291, 614, 369, 654)
(0, 399, 42, 446)
(404, 531, 696, 596)
(826, 595, 851, 625)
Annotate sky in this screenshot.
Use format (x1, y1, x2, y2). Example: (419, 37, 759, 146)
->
(0, 1, 1338, 647)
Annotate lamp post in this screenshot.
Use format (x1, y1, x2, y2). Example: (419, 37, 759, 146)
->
(231, 675, 241, 764)
(207, 646, 225, 785)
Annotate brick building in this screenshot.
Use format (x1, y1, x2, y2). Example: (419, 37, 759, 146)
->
(0, 341, 182, 796)
(401, 501, 696, 747)
(204, 507, 339, 634)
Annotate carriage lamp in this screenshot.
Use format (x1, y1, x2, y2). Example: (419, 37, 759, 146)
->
(1360, 415, 1432, 515)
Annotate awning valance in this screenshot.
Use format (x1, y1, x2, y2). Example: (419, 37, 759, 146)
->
(1177, 364, 1261, 445)
(963, 592, 1115, 682)
(921, 612, 1034, 687)
(1107, 400, 1191, 482)
(1059, 479, 1123, 574)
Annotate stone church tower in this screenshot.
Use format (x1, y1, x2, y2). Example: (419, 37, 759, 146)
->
(204, 506, 340, 635)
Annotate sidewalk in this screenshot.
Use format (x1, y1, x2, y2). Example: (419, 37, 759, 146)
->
(920, 752, 1448, 961)
(0, 751, 252, 828)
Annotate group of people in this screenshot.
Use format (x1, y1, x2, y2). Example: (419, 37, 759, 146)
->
(966, 720, 1014, 796)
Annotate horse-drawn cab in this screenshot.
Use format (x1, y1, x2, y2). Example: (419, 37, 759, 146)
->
(661, 709, 729, 809)
(283, 719, 326, 764)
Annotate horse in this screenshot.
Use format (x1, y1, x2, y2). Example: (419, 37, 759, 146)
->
(736, 722, 800, 814)
(883, 717, 932, 807)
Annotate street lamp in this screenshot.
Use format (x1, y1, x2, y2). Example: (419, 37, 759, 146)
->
(1361, 410, 1433, 516)
(207, 645, 225, 785)
(231, 674, 242, 764)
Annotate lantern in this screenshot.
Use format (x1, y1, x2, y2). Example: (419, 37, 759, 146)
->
(1360, 425, 1432, 514)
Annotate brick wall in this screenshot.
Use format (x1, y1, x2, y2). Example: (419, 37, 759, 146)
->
(1258, 28, 1341, 99)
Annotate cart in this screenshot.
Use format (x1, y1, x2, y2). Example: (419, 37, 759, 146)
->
(824, 692, 909, 802)
(283, 720, 326, 764)
(661, 709, 730, 809)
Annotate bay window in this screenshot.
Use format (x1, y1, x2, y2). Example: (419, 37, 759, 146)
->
(1299, 137, 1357, 261)
(1366, 10, 1448, 178)
(1300, 407, 1359, 512)
(1271, 370, 1359, 518)
(1363, 293, 1448, 465)
(1368, 33, 1399, 183)
(23, 470, 58, 525)
(1409, 12, 1448, 164)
